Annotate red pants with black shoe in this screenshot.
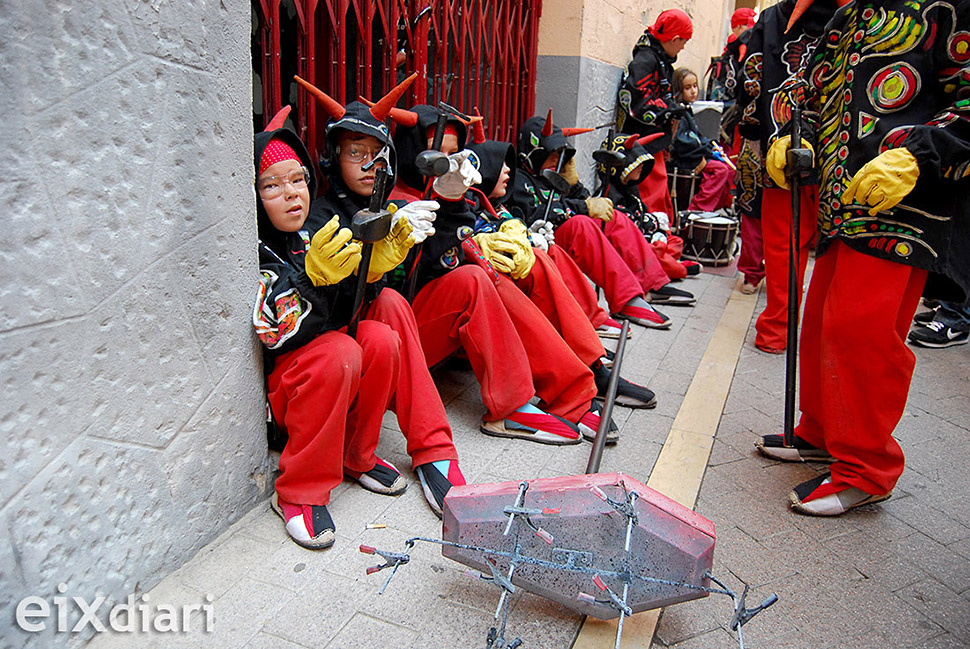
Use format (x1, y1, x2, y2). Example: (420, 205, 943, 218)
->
(794, 240, 927, 496)
(688, 158, 734, 212)
(755, 186, 818, 352)
(364, 288, 460, 468)
(600, 210, 672, 292)
(555, 214, 651, 314)
(268, 322, 400, 506)
(545, 245, 610, 329)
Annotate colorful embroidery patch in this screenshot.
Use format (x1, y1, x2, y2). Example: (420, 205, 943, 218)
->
(867, 62, 920, 113)
(858, 112, 878, 139)
(440, 247, 460, 269)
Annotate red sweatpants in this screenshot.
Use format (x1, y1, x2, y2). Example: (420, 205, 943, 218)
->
(688, 159, 734, 212)
(795, 241, 927, 495)
(545, 245, 610, 329)
(364, 289, 459, 468)
(737, 215, 765, 286)
(412, 265, 535, 421)
(555, 214, 646, 313)
(268, 322, 400, 505)
(755, 186, 818, 351)
(515, 249, 606, 368)
(638, 150, 675, 216)
(601, 210, 672, 291)
(652, 235, 687, 280)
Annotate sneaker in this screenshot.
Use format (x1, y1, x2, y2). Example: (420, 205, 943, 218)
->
(912, 308, 938, 326)
(614, 302, 671, 329)
(415, 460, 466, 518)
(592, 362, 657, 409)
(789, 472, 891, 516)
(683, 260, 702, 276)
(271, 493, 336, 550)
(346, 457, 408, 495)
(907, 320, 969, 348)
(740, 279, 761, 295)
(481, 405, 582, 445)
(755, 434, 835, 462)
(596, 317, 632, 340)
(648, 283, 696, 306)
(578, 401, 620, 444)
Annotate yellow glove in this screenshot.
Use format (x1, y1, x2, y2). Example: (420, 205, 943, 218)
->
(585, 196, 614, 221)
(765, 135, 814, 190)
(841, 148, 919, 216)
(304, 216, 362, 287)
(473, 232, 519, 276)
(498, 219, 536, 279)
(366, 216, 414, 283)
(562, 158, 579, 186)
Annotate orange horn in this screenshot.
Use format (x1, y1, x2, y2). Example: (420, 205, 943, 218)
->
(561, 127, 595, 137)
(541, 108, 554, 137)
(623, 133, 640, 149)
(359, 96, 420, 127)
(471, 107, 487, 144)
(264, 105, 291, 132)
(370, 72, 418, 121)
(294, 75, 346, 120)
(785, 0, 814, 33)
(637, 132, 666, 146)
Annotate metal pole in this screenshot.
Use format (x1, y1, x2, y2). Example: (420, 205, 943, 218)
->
(586, 319, 629, 474)
(783, 105, 803, 448)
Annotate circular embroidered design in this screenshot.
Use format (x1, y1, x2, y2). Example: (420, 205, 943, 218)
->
(457, 225, 474, 241)
(867, 62, 920, 113)
(842, 112, 852, 126)
(949, 31, 970, 64)
(440, 247, 460, 269)
(840, 132, 850, 143)
(880, 125, 913, 152)
(862, 7, 875, 21)
(895, 242, 912, 257)
(849, 53, 861, 66)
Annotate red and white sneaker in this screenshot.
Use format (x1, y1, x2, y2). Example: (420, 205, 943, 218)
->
(789, 473, 891, 516)
(345, 457, 408, 496)
(481, 405, 582, 445)
(271, 493, 335, 550)
(614, 302, 671, 329)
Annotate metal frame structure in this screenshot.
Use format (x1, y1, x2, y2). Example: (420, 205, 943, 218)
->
(253, 0, 541, 163)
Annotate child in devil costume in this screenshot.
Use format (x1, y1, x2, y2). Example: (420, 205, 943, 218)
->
(735, 0, 844, 352)
(464, 116, 658, 409)
(616, 9, 693, 216)
(595, 132, 701, 282)
(507, 110, 695, 330)
(254, 79, 466, 551)
(384, 103, 619, 444)
(757, 0, 970, 515)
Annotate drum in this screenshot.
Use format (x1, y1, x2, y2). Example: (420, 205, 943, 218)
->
(667, 168, 700, 218)
(681, 212, 739, 266)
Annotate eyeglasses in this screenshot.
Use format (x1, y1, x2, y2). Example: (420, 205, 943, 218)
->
(258, 166, 309, 199)
(338, 144, 385, 164)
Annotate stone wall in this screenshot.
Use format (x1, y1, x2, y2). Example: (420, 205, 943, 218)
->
(0, 2, 268, 647)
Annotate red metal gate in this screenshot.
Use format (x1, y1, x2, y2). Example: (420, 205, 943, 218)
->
(253, 0, 542, 162)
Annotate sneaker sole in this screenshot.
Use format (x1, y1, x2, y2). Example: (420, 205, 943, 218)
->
(907, 336, 968, 348)
(578, 421, 619, 444)
(416, 469, 443, 519)
(594, 394, 657, 409)
(789, 490, 892, 516)
(651, 298, 696, 307)
(479, 421, 581, 446)
(613, 313, 672, 330)
(755, 440, 836, 463)
(270, 494, 336, 550)
(596, 329, 633, 340)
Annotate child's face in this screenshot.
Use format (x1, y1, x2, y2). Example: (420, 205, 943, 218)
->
(540, 151, 560, 172)
(662, 36, 688, 58)
(337, 132, 385, 197)
(489, 163, 511, 199)
(426, 131, 460, 155)
(258, 159, 310, 232)
(625, 162, 646, 184)
(681, 74, 699, 104)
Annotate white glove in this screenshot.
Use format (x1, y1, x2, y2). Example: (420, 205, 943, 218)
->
(651, 231, 668, 244)
(651, 211, 670, 233)
(528, 229, 549, 252)
(391, 200, 439, 244)
(432, 150, 483, 200)
(529, 219, 556, 250)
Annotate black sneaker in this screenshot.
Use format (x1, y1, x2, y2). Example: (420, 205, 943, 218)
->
(648, 283, 696, 306)
(912, 308, 938, 326)
(755, 434, 835, 463)
(907, 321, 969, 348)
(592, 362, 657, 409)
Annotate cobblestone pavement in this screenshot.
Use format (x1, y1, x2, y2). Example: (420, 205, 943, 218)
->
(87, 264, 970, 649)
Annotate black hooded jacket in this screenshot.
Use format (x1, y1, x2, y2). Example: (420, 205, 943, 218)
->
(616, 32, 683, 152)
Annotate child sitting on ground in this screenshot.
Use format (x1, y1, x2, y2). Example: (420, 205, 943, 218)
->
(670, 68, 734, 213)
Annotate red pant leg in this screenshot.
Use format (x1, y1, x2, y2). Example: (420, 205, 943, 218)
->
(651, 239, 687, 280)
(545, 245, 609, 328)
(412, 265, 535, 421)
(601, 210, 671, 291)
(755, 186, 817, 351)
(688, 159, 734, 212)
(638, 150, 675, 216)
(737, 215, 765, 285)
(800, 241, 927, 494)
(495, 273, 596, 422)
(665, 234, 684, 260)
(555, 215, 644, 313)
(365, 288, 458, 468)
(268, 330, 384, 505)
(514, 249, 605, 368)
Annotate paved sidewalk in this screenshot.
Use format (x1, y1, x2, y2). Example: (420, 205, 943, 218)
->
(87, 265, 970, 649)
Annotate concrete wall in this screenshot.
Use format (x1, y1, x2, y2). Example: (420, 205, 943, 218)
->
(0, 2, 269, 647)
(536, 0, 731, 187)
